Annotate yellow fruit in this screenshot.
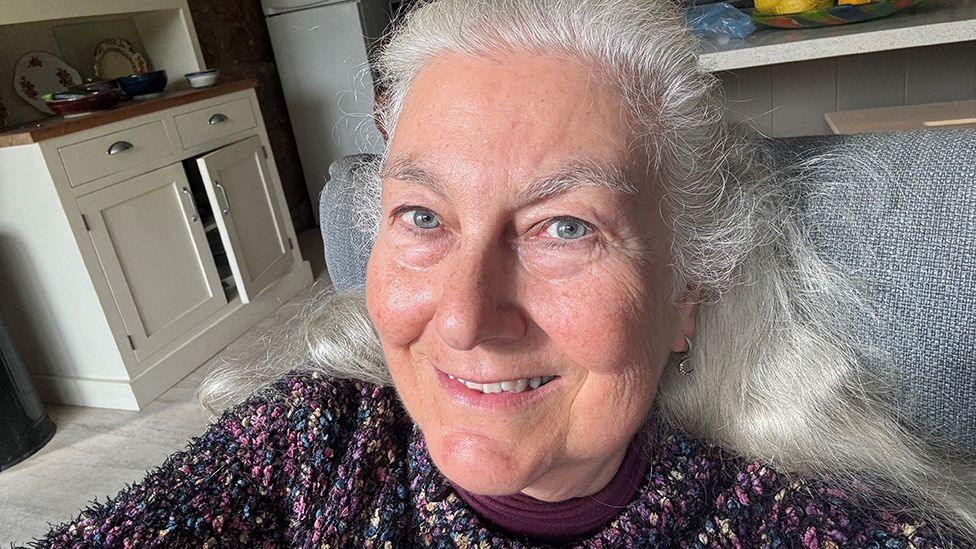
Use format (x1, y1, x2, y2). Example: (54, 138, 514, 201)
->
(838, 0, 874, 4)
(753, 0, 779, 14)
(754, 0, 834, 16)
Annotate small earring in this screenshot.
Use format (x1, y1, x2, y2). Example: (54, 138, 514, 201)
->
(676, 336, 693, 375)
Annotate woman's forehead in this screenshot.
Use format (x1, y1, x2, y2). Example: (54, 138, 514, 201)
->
(386, 52, 636, 199)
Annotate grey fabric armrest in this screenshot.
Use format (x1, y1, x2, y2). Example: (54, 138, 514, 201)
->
(770, 130, 975, 453)
(320, 154, 378, 293)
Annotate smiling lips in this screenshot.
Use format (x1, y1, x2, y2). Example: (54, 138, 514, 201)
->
(446, 374, 558, 394)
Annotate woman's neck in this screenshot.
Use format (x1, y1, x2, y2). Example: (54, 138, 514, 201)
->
(518, 446, 630, 502)
(451, 428, 653, 541)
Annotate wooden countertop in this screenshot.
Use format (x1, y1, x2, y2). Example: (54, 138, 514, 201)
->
(0, 79, 257, 148)
(825, 99, 976, 134)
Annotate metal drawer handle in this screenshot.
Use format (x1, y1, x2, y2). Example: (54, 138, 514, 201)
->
(107, 141, 133, 155)
(208, 113, 228, 125)
(181, 187, 199, 222)
(214, 181, 231, 215)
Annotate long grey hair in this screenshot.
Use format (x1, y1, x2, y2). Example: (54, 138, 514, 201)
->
(200, 0, 976, 539)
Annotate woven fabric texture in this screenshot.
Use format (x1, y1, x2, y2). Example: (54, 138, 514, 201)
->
(772, 130, 975, 453)
(320, 130, 976, 453)
(320, 154, 376, 293)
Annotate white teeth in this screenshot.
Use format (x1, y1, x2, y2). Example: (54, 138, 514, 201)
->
(451, 374, 555, 394)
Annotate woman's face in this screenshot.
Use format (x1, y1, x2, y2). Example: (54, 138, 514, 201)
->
(366, 53, 695, 501)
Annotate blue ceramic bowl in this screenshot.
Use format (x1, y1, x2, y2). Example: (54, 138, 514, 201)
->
(116, 70, 167, 99)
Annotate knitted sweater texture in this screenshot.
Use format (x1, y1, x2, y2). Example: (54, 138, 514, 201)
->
(23, 372, 949, 548)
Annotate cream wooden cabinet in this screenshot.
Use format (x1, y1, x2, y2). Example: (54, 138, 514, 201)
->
(196, 136, 294, 303)
(0, 83, 313, 410)
(77, 163, 228, 362)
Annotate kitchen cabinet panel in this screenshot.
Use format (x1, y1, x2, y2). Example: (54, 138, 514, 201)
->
(0, 84, 313, 410)
(197, 136, 294, 303)
(76, 163, 227, 361)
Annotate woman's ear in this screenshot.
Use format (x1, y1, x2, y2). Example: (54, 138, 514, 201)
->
(671, 289, 698, 353)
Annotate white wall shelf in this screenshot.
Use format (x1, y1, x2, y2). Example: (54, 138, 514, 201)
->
(699, 0, 976, 72)
(0, 0, 191, 25)
(0, 1, 206, 128)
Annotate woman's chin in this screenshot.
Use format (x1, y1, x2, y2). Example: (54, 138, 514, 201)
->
(443, 471, 526, 496)
(428, 430, 540, 496)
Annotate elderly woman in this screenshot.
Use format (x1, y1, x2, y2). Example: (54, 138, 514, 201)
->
(28, 0, 976, 547)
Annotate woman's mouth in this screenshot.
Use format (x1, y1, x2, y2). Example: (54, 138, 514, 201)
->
(433, 365, 561, 411)
(446, 374, 558, 394)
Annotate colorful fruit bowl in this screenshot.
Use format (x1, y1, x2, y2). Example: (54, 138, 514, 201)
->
(750, 0, 922, 29)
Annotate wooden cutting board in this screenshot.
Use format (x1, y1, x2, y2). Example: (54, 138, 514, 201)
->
(826, 100, 976, 134)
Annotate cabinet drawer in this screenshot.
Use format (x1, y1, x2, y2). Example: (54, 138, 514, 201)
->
(58, 121, 172, 187)
(174, 98, 257, 150)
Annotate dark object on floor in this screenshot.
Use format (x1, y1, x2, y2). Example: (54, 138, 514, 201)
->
(0, 311, 55, 471)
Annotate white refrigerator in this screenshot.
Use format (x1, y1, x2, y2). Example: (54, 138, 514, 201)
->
(262, 0, 389, 225)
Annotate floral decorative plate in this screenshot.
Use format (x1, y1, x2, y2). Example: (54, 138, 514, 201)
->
(14, 52, 82, 115)
(93, 38, 149, 80)
(751, 0, 921, 29)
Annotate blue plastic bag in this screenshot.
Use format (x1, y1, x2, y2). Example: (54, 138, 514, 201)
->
(686, 2, 757, 41)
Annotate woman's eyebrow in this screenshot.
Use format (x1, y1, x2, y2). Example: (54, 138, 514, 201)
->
(380, 155, 635, 204)
(516, 160, 637, 207)
(380, 155, 449, 197)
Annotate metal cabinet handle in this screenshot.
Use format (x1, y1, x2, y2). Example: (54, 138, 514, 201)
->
(180, 187, 199, 222)
(107, 141, 133, 155)
(214, 181, 230, 215)
(208, 113, 228, 125)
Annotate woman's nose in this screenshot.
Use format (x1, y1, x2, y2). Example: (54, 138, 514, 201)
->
(434, 247, 527, 350)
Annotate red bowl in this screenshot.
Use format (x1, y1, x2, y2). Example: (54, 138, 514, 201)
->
(44, 88, 122, 117)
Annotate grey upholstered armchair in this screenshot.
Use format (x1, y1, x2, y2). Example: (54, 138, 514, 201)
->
(320, 130, 976, 455)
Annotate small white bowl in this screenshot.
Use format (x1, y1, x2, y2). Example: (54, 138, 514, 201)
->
(185, 69, 219, 88)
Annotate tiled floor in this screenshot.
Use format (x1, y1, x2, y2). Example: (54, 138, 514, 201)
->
(0, 228, 328, 546)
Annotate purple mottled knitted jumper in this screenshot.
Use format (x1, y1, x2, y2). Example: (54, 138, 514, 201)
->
(24, 371, 952, 548)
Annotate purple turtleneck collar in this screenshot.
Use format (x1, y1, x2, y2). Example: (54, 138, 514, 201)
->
(450, 430, 652, 542)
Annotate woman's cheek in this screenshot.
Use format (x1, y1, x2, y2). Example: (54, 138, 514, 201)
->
(548, 298, 631, 373)
(529, 259, 650, 374)
(367, 245, 439, 347)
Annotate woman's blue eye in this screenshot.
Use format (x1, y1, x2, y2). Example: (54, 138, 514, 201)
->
(401, 208, 440, 229)
(545, 218, 589, 240)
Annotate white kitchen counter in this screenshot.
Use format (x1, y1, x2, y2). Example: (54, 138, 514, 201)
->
(699, 0, 976, 71)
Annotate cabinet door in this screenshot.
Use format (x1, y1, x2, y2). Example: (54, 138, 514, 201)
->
(77, 163, 227, 361)
(197, 136, 294, 303)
